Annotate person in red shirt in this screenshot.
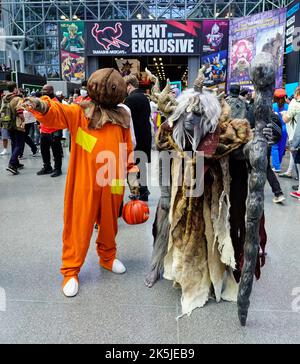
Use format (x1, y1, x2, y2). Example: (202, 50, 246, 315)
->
(37, 85, 63, 177)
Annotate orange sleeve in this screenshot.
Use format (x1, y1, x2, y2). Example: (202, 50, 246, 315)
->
(32, 97, 82, 134)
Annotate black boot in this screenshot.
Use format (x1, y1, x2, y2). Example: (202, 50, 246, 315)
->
(37, 167, 53, 175)
(51, 169, 62, 178)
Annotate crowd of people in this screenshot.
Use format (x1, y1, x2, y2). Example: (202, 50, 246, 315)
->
(1, 77, 300, 204)
(1, 64, 299, 301)
(226, 84, 300, 202)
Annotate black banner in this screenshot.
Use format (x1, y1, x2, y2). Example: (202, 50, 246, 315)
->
(285, 0, 300, 87)
(86, 20, 202, 56)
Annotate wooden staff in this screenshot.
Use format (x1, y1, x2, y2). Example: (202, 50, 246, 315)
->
(237, 52, 276, 326)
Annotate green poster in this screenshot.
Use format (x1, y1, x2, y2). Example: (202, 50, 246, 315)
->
(60, 21, 85, 54)
(60, 21, 86, 83)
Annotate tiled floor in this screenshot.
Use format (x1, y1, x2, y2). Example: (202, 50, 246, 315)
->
(0, 146, 299, 344)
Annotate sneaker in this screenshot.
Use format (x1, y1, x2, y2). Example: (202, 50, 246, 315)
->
(0, 149, 9, 156)
(278, 172, 292, 178)
(50, 170, 62, 178)
(16, 163, 24, 170)
(290, 191, 300, 200)
(18, 155, 26, 160)
(32, 149, 39, 157)
(6, 165, 19, 175)
(62, 277, 79, 298)
(112, 259, 127, 274)
(292, 185, 299, 191)
(273, 194, 286, 203)
(37, 167, 53, 175)
(272, 168, 281, 173)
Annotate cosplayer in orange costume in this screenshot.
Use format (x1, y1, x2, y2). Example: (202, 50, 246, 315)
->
(23, 69, 138, 297)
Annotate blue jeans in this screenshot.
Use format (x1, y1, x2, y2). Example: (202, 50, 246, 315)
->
(271, 131, 288, 171)
(9, 129, 25, 167)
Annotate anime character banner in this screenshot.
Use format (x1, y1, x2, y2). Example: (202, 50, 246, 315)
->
(60, 21, 86, 83)
(61, 51, 85, 83)
(202, 20, 229, 53)
(201, 50, 228, 87)
(86, 21, 202, 56)
(227, 9, 286, 91)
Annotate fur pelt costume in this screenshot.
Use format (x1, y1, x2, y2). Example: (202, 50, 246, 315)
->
(146, 69, 266, 316)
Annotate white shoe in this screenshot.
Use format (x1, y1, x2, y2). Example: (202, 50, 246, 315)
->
(112, 259, 127, 274)
(273, 194, 286, 204)
(0, 149, 9, 156)
(63, 278, 79, 297)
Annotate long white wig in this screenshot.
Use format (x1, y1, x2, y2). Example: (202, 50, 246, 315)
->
(170, 89, 221, 152)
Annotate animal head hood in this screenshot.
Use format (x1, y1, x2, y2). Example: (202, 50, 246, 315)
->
(82, 68, 130, 130)
(87, 68, 127, 108)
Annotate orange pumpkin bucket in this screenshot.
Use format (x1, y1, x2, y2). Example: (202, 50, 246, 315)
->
(122, 200, 150, 225)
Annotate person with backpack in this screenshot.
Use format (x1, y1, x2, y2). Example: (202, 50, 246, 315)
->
(0, 82, 25, 175)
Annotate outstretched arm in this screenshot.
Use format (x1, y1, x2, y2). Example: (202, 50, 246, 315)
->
(23, 96, 81, 133)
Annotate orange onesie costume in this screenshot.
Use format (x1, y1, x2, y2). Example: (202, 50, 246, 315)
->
(27, 69, 137, 296)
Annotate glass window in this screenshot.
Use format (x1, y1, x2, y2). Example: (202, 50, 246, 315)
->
(46, 52, 59, 65)
(24, 52, 33, 64)
(46, 37, 59, 50)
(34, 37, 45, 50)
(45, 23, 58, 36)
(35, 65, 47, 78)
(47, 65, 60, 79)
(33, 51, 45, 64)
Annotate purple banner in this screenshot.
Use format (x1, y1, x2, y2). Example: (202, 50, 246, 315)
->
(227, 9, 286, 92)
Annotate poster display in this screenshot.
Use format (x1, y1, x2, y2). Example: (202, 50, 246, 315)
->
(60, 21, 86, 83)
(115, 58, 140, 77)
(201, 50, 228, 87)
(61, 50, 85, 83)
(202, 20, 229, 53)
(227, 9, 286, 91)
(86, 20, 202, 56)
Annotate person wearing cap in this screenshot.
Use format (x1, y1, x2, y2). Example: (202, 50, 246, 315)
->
(271, 89, 288, 173)
(22, 68, 138, 297)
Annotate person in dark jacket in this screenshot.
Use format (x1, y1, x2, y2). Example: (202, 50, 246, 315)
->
(124, 74, 152, 201)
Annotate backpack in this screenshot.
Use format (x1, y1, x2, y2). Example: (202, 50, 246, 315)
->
(0, 97, 14, 129)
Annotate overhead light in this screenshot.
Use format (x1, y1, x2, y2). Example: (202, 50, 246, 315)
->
(153, 58, 156, 61)
(149, 15, 154, 19)
(159, 58, 162, 61)
(73, 15, 78, 20)
(137, 14, 142, 19)
(160, 62, 163, 65)
(60, 15, 67, 20)
(155, 62, 158, 66)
